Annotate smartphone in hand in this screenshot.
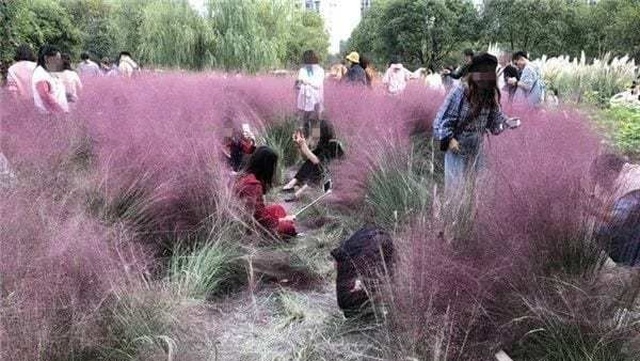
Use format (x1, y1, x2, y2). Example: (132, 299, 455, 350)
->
(323, 179, 332, 193)
(505, 118, 521, 129)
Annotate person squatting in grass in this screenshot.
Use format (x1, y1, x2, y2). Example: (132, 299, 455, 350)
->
(433, 53, 520, 236)
(281, 119, 344, 201)
(31, 44, 69, 114)
(295, 50, 325, 137)
(590, 153, 640, 266)
(222, 115, 256, 173)
(235, 146, 297, 238)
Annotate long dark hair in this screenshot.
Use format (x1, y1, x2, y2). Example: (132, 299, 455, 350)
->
(302, 50, 319, 65)
(245, 146, 278, 193)
(466, 74, 501, 118)
(61, 53, 73, 71)
(317, 119, 335, 148)
(15, 44, 36, 62)
(37, 44, 60, 70)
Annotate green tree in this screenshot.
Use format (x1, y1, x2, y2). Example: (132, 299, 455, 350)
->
(284, 11, 330, 67)
(482, 0, 570, 57)
(347, 0, 480, 69)
(110, 0, 148, 61)
(208, 0, 300, 72)
(0, 0, 81, 61)
(136, 0, 214, 70)
(61, 0, 120, 60)
(596, 0, 640, 60)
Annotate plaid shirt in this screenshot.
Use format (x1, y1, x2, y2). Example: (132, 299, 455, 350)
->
(518, 64, 544, 106)
(433, 84, 508, 143)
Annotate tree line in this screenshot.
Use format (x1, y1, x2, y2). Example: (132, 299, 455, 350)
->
(0, 0, 330, 73)
(346, 0, 640, 70)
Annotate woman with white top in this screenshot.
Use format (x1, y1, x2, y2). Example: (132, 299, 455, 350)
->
(56, 53, 82, 103)
(296, 50, 325, 136)
(117, 51, 139, 78)
(6, 44, 37, 100)
(382, 56, 415, 95)
(31, 45, 68, 114)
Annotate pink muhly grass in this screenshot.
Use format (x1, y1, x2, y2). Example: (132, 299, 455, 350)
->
(475, 108, 604, 274)
(326, 84, 444, 211)
(383, 107, 627, 359)
(0, 190, 151, 361)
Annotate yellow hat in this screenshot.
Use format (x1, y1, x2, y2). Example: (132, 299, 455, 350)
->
(345, 52, 360, 64)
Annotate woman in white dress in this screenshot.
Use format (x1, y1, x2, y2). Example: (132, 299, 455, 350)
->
(296, 50, 325, 136)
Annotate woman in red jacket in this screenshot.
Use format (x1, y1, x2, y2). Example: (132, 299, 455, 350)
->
(235, 146, 297, 238)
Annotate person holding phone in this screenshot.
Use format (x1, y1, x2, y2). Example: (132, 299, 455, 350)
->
(222, 117, 256, 172)
(282, 119, 343, 201)
(433, 53, 520, 198)
(235, 146, 297, 238)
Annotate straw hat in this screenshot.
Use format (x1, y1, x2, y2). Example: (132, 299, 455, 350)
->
(345, 52, 360, 64)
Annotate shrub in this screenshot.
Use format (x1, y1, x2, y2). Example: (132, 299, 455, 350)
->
(537, 53, 638, 106)
(600, 106, 640, 159)
(168, 223, 245, 299)
(363, 149, 434, 230)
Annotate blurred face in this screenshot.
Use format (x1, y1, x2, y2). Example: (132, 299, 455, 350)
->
(515, 57, 527, 69)
(499, 54, 510, 66)
(464, 55, 473, 64)
(45, 52, 62, 72)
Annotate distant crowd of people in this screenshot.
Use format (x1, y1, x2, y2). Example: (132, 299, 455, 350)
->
(5, 44, 139, 114)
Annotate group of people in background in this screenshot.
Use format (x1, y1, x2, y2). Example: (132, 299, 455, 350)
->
(227, 47, 545, 240)
(4, 44, 139, 114)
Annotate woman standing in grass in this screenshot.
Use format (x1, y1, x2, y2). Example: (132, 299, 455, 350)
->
(31, 44, 68, 114)
(296, 50, 324, 136)
(433, 53, 519, 232)
(6, 44, 36, 100)
(235, 146, 297, 238)
(56, 54, 82, 103)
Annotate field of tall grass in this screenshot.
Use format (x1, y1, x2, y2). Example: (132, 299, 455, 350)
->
(1, 73, 639, 360)
(534, 52, 638, 106)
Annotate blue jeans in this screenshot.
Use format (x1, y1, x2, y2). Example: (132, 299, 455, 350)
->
(444, 148, 482, 199)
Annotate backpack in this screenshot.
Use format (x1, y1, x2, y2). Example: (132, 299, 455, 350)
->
(330, 227, 394, 317)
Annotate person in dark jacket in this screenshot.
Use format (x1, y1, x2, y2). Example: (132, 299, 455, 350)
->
(499, 53, 520, 102)
(331, 227, 394, 317)
(442, 49, 474, 80)
(281, 119, 344, 200)
(344, 52, 367, 86)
